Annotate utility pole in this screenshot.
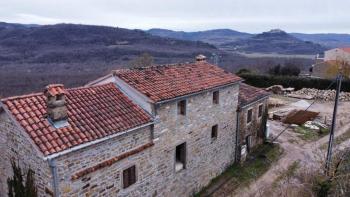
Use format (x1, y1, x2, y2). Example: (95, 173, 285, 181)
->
(325, 74, 342, 175)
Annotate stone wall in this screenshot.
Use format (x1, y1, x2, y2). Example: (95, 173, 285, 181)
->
(237, 99, 268, 161)
(0, 111, 53, 197)
(54, 125, 156, 197)
(151, 84, 239, 196)
(324, 48, 350, 63)
(1, 83, 240, 197)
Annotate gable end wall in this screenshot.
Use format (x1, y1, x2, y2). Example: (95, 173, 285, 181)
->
(0, 111, 53, 197)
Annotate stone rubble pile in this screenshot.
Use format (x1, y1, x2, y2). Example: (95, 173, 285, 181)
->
(292, 88, 350, 101)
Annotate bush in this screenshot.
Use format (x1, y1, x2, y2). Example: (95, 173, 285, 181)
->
(236, 68, 252, 75)
(7, 160, 37, 197)
(268, 64, 301, 76)
(238, 73, 350, 92)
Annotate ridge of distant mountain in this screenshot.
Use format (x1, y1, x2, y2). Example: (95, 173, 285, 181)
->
(147, 28, 350, 49)
(291, 33, 350, 48)
(0, 22, 217, 64)
(0, 22, 220, 97)
(220, 29, 328, 54)
(147, 28, 251, 45)
(0, 22, 40, 29)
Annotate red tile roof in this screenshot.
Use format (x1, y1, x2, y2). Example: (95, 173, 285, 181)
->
(114, 62, 242, 102)
(341, 48, 350, 53)
(1, 83, 152, 156)
(239, 83, 270, 107)
(45, 84, 66, 96)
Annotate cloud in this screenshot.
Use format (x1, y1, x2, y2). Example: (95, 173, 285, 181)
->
(11, 13, 62, 24)
(0, 0, 348, 33)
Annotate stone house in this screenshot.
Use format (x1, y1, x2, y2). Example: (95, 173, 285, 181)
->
(0, 57, 269, 197)
(236, 83, 270, 162)
(312, 48, 350, 79)
(323, 48, 350, 63)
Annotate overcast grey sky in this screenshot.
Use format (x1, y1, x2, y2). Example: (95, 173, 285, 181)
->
(0, 0, 349, 33)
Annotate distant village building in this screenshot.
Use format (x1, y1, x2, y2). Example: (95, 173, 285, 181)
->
(323, 48, 350, 62)
(0, 56, 269, 197)
(312, 48, 350, 79)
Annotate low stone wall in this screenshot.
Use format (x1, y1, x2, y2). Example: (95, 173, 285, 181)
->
(292, 88, 350, 101)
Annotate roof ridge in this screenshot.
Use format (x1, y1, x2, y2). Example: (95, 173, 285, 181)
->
(1, 92, 44, 102)
(1, 82, 116, 102)
(66, 82, 115, 91)
(113, 62, 197, 74)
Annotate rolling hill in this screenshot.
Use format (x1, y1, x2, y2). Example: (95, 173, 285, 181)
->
(0, 22, 220, 97)
(148, 28, 350, 50)
(147, 28, 251, 45)
(220, 29, 327, 54)
(291, 33, 350, 48)
(0, 22, 217, 64)
(0, 22, 314, 97)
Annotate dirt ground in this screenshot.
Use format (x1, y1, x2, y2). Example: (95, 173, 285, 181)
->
(211, 96, 350, 197)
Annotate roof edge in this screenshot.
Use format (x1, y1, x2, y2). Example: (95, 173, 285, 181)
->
(1, 82, 116, 103)
(156, 79, 243, 105)
(44, 121, 154, 160)
(85, 73, 114, 87)
(238, 95, 270, 109)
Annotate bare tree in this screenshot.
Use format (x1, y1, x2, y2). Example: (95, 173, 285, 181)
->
(128, 53, 154, 68)
(326, 58, 350, 79)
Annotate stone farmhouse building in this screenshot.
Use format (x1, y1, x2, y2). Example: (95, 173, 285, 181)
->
(236, 84, 270, 162)
(323, 48, 350, 63)
(0, 57, 269, 197)
(312, 48, 350, 79)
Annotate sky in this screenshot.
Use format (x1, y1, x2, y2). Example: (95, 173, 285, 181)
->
(0, 0, 349, 33)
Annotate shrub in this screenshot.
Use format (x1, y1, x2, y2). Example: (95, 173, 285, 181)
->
(268, 64, 301, 76)
(7, 160, 37, 197)
(238, 73, 350, 92)
(236, 68, 252, 75)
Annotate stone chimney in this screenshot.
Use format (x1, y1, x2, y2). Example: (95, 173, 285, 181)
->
(44, 84, 68, 126)
(196, 54, 207, 62)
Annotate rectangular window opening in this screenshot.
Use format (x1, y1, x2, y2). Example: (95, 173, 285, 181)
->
(213, 91, 219, 104)
(175, 143, 186, 172)
(211, 124, 218, 140)
(258, 104, 263, 118)
(247, 109, 253, 124)
(178, 100, 186, 115)
(123, 165, 136, 188)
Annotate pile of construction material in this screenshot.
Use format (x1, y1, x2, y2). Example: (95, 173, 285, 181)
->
(266, 85, 294, 94)
(291, 88, 350, 101)
(268, 97, 287, 108)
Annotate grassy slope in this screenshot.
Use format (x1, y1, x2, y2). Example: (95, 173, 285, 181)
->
(195, 143, 283, 197)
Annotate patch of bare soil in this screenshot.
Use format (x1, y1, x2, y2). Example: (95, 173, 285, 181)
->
(211, 99, 350, 197)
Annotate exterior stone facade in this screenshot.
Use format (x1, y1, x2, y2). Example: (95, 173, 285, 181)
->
(237, 99, 268, 162)
(0, 84, 240, 197)
(55, 125, 155, 197)
(151, 84, 239, 196)
(0, 62, 271, 197)
(0, 111, 53, 197)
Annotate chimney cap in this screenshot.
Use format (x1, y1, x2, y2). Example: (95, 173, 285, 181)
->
(45, 84, 66, 97)
(196, 54, 207, 62)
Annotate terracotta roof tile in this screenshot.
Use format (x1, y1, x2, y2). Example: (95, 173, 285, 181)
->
(341, 48, 350, 53)
(239, 83, 270, 107)
(114, 62, 241, 102)
(45, 84, 66, 96)
(1, 83, 152, 156)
